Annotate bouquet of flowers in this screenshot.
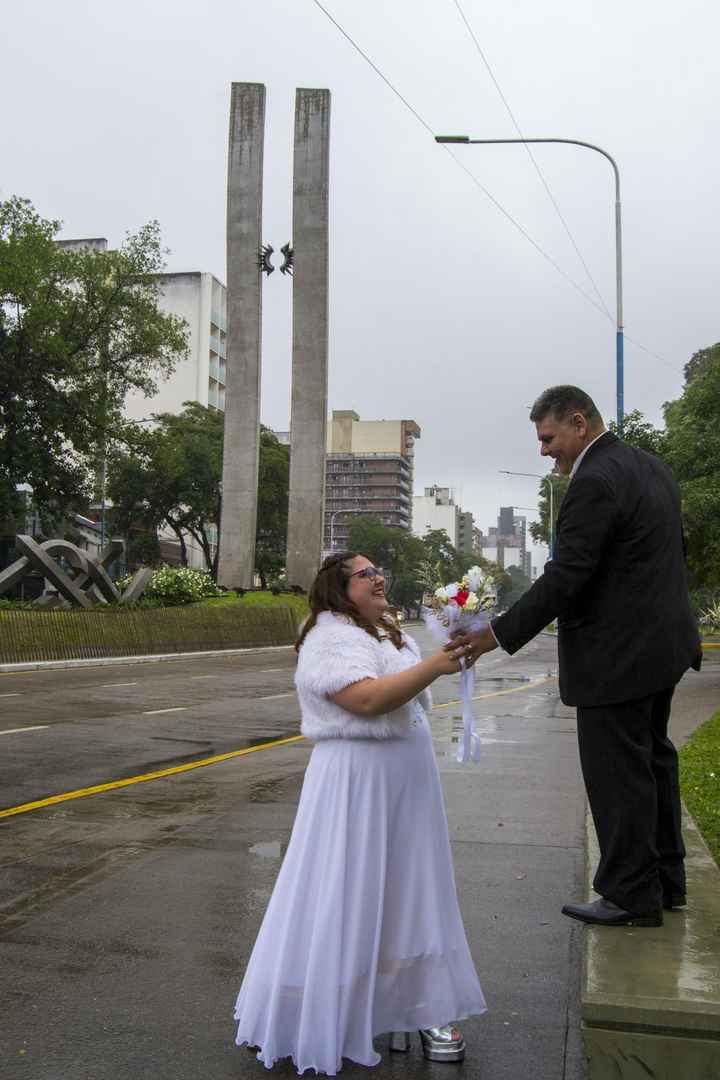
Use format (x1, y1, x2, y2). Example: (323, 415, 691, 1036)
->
(423, 565, 497, 764)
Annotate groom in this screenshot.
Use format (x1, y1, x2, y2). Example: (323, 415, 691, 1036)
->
(451, 385, 701, 927)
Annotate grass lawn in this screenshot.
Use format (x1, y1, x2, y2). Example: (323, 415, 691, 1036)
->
(679, 709, 720, 867)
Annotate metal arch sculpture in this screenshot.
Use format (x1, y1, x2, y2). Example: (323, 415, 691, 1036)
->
(0, 535, 152, 608)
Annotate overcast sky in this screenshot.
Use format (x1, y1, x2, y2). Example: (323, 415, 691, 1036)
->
(3, 0, 718, 565)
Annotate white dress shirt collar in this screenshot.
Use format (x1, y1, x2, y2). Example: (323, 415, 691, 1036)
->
(570, 430, 607, 480)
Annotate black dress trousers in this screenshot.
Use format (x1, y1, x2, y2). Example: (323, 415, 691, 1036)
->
(576, 686, 686, 914)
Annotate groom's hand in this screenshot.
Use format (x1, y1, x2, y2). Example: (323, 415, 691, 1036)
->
(446, 626, 498, 667)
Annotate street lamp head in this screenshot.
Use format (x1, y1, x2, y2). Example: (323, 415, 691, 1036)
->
(434, 134, 470, 144)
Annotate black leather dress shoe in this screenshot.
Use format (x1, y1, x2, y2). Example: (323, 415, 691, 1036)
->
(663, 891, 687, 910)
(561, 897, 663, 927)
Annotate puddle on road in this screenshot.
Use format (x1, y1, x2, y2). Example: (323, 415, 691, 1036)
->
(249, 840, 285, 859)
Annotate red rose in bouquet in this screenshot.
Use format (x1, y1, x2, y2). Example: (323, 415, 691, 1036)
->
(454, 590, 469, 607)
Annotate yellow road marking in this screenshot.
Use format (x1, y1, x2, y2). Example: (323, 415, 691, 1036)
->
(0, 734, 304, 820)
(432, 674, 556, 710)
(702, 642, 719, 649)
(143, 706, 187, 716)
(0, 725, 49, 736)
(0, 674, 556, 821)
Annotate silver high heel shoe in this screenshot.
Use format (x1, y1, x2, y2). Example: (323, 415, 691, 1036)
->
(389, 1025, 466, 1062)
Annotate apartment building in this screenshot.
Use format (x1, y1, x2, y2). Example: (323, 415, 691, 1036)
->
(324, 411, 421, 553)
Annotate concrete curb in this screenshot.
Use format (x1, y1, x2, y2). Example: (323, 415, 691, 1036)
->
(0, 643, 295, 675)
(580, 804, 720, 1077)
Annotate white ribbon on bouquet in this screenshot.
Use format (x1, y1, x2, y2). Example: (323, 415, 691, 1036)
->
(423, 605, 491, 764)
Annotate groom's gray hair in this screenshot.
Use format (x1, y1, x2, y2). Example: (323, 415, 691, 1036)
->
(530, 385, 602, 426)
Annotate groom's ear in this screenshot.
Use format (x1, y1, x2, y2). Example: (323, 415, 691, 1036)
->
(570, 411, 588, 436)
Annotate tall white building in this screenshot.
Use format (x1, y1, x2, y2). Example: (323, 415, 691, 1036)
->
(123, 271, 227, 570)
(124, 271, 227, 419)
(477, 507, 532, 576)
(412, 486, 461, 548)
(56, 245, 228, 419)
(58, 242, 228, 572)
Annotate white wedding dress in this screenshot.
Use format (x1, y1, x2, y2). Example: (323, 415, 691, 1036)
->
(233, 615, 486, 1074)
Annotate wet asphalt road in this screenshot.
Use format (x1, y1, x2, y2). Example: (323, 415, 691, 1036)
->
(1, 630, 716, 1080)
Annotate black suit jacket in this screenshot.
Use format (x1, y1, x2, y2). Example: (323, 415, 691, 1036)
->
(492, 432, 701, 706)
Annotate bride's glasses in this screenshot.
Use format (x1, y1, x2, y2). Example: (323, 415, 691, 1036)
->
(349, 566, 384, 581)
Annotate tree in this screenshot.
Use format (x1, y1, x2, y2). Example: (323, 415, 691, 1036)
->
(108, 410, 289, 582)
(609, 409, 666, 456)
(664, 344, 720, 589)
(529, 474, 569, 547)
(346, 518, 411, 593)
(497, 564, 532, 609)
(0, 197, 189, 523)
(108, 404, 223, 574)
(419, 529, 460, 582)
(684, 343, 720, 385)
(255, 429, 290, 588)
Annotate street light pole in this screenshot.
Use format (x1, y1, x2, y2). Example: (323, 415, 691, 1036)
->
(499, 470, 559, 557)
(436, 134, 624, 434)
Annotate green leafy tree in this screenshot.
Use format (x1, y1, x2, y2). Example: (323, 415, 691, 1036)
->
(684, 343, 720, 385)
(346, 518, 405, 577)
(255, 429, 289, 588)
(664, 344, 720, 588)
(528, 474, 569, 547)
(109, 410, 288, 582)
(0, 197, 189, 522)
(609, 409, 667, 456)
(108, 404, 222, 573)
(420, 529, 462, 581)
(497, 564, 532, 608)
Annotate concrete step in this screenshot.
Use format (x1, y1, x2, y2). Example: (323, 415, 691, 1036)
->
(580, 807, 720, 1078)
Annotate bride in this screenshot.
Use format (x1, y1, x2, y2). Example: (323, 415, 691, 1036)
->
(233, 552, 487, 1074)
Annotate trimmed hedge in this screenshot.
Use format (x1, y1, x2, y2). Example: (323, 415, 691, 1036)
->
(0, 601, 304, 663)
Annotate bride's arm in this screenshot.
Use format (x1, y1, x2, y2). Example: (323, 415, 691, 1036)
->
(330, 650, 460, 718)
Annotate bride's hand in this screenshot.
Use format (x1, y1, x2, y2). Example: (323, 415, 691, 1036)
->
(431, 648, 463, 676)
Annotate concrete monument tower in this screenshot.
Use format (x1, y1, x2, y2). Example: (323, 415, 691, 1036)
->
(285, 88, 331, 590)
(218, 84, 330, 592)
(218, 83, 265, 589)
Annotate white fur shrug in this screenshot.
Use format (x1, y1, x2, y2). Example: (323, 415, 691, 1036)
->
(294, 611, 432, 741)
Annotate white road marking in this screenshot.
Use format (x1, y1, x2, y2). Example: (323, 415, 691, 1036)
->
(191, 675, 217, 680)
(0, 692, 22, 698)
(258, 668, 289, 673)
(257, 692, 295, 700)
(0, 725, 49, 735)
(100, 682, 138, 688)
(143, 707, 188, 716)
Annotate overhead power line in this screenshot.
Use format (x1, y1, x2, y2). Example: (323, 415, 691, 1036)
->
(308, 0, 682, 374)
(451, 0, 612, 320)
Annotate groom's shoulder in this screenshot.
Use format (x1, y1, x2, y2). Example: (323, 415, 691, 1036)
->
(579, 432, 640, 479)
(578, 434, 673, 499)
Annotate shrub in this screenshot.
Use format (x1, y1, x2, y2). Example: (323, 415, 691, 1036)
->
(698, 598, 720, 633)
(118, 566, 222, 606)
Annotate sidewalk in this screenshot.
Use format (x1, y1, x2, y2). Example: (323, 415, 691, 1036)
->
(421, 625, 719, 1080)
(421, 625, 587, 1080)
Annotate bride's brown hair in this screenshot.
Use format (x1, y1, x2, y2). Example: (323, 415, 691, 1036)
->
(295, 551, 405, 653)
